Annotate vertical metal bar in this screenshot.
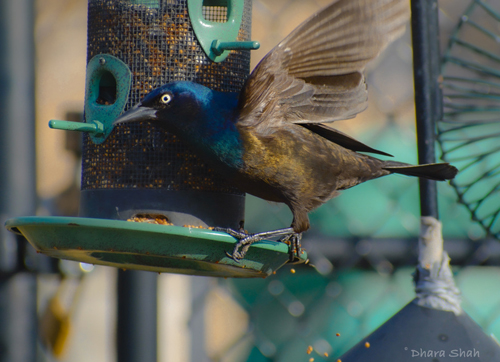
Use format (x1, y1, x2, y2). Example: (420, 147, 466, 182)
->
(411, 0, 442, 219)
(0, 275, 37, 362)
(0, 0, 37, 218)
(117, 270, 158, 362)
(190, 277, 211, 362)
(0, 1, 37, 361)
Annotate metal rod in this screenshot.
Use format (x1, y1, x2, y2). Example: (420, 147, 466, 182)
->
(411, 0, 442, 218)
(117, 270, 158, 362)
(0, 275, 37, 362)
(0, 1, 37, 361)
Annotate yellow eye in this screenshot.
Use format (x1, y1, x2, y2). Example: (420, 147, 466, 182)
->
(160, 93, 172, 104)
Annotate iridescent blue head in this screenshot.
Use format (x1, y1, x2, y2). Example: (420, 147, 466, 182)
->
(114, 81, 243, 167)
(114, 81, 215, 129)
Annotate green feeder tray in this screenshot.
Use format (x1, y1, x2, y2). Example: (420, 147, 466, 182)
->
(5, 216, 306, 278)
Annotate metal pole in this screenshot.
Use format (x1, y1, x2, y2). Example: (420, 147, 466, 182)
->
(117, 270, 158, 362)
(0, 1, 37, 361)
(0, 275, 37, 362)
(411, 0, 442, 219)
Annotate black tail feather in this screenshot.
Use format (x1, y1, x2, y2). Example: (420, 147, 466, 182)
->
(383, 161, 458, 181)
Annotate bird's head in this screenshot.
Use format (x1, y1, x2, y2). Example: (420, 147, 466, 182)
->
(113, 81, 242, 167)
(113, 81, 214, 134)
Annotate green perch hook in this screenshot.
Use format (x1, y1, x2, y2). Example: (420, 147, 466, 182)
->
(48, 54, 132, 144)
(48, 119, 105, 136)
(211, 40, 260, 56)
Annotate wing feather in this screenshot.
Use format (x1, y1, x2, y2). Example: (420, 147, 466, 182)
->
(237, 0, 409, 131)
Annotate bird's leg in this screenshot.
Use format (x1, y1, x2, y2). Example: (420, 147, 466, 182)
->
(214, 227, 295, 261)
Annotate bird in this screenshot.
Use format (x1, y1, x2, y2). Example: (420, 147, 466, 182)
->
(114, 0, 458, 261)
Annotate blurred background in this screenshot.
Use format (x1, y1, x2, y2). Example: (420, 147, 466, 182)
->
(2, 0, 500, 361)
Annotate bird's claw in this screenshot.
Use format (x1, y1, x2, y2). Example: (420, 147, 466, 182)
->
(216, 227, 255, 261)
(216, 226, 300, 261)
(280, 233, 304, 263)
(225, 250, 245, 262)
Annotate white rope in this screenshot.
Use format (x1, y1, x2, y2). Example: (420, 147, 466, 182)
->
(413, 217, 462, 315)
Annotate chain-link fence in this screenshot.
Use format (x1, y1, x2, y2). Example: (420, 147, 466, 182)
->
(190, 1, 500, 361)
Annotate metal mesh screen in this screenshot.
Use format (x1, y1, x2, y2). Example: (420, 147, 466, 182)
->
(82, 0, 251, 194)
(202, 5, 228, 22)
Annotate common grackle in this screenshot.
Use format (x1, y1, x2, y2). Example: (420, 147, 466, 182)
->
(114, 0, 458, 261)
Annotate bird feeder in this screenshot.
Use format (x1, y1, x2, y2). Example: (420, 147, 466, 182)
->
(6, 0, 305, 277)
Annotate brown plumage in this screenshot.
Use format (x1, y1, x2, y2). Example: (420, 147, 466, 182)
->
(236, 121, 456, 234)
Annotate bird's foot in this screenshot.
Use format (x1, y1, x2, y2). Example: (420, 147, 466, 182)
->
(279, 233, 303, 263)
(214, 227, 296, 261)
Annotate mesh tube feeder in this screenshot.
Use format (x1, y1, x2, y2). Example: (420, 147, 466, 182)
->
(6, 0, 304, 277)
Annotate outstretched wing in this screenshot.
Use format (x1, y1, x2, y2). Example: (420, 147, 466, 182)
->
(237, 0, 409, 130)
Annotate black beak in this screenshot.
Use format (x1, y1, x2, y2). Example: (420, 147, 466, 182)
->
(113, 103, 158, 125)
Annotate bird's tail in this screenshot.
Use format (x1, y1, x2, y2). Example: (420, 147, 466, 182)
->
(382, 161, 458, 181)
